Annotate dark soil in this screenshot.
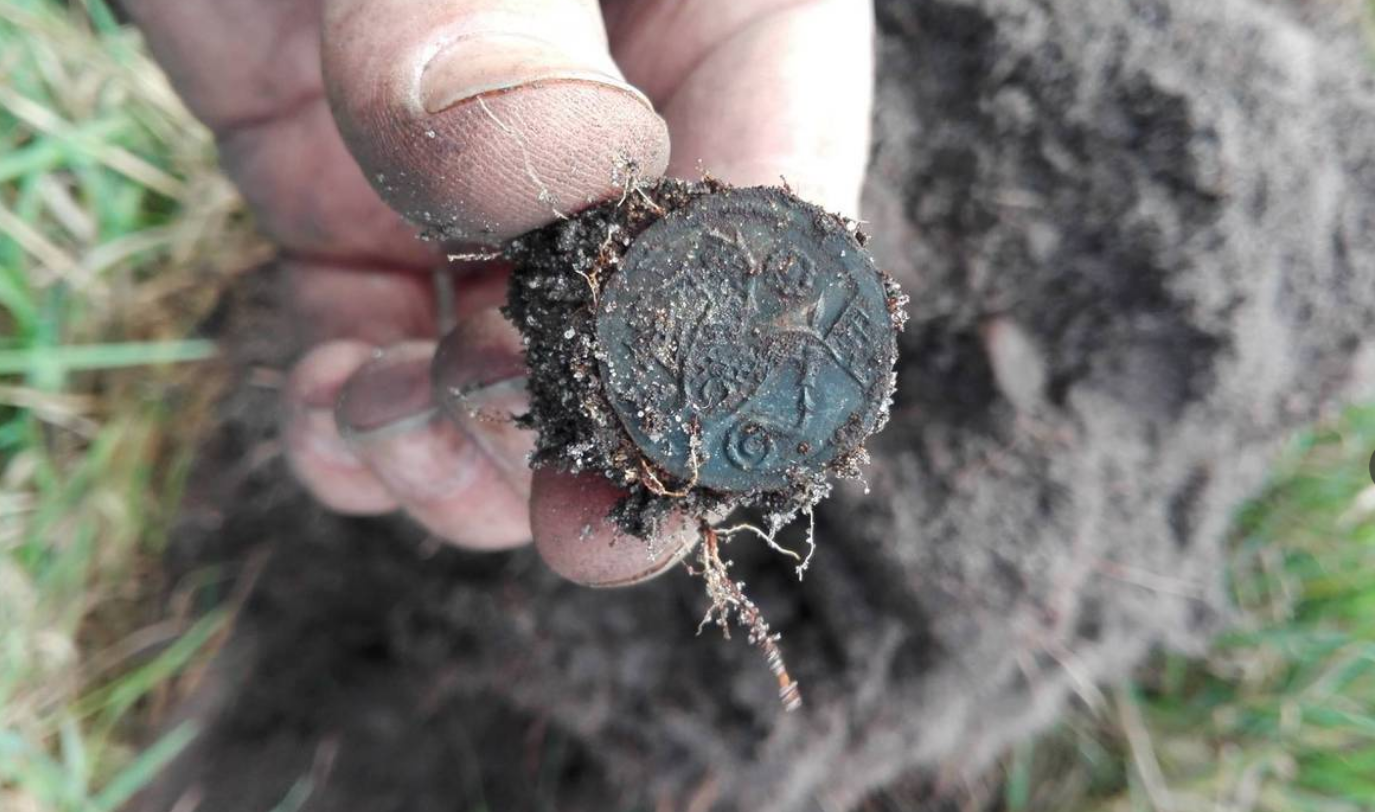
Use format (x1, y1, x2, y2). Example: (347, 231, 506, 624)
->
(133, 0, 1375, 810)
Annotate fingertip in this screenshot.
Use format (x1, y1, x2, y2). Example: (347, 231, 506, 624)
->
(531, 469, 698, 588)
(283, 341, 401, 514)
(336, 341, 532, 550)
(433, 309, 534, 498)
(432, 308, 527, 394)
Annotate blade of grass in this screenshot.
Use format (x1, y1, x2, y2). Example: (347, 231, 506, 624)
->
(0, 730, 71, 808)
(75, 607, 230, 734)
(89, 721, 199, 812)
(0, 195, 81, 283)
(58, 715, 90, 806)
(79, 0, 120, 36)
(0, 117, 128, 184)
(0, 339, 217, 376)
(0, 85, 186, 200)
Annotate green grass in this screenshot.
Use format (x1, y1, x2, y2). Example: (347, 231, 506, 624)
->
(0, 1, 264, 809)
(1007, 407, 1375, 812)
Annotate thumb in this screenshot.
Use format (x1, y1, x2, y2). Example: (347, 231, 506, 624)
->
(321, 0, 671, 243)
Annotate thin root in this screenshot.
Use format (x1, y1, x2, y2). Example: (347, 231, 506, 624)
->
(691, 523, 802, 712)
(715, 506, 818, 581)
(796, 506, 817, 580)
(446, 250, 504, 262)
(640, 420, 702, 498)
(634, 185, 668, 217)
(611, 156, 665, 217)
(576, 223, 624, 306)
(574, 268, 600, 305)
(716, 522, 801, 563)
(614, 156, 642, 209)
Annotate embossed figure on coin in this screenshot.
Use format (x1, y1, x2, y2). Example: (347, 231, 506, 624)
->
(597, 188, 898, 492)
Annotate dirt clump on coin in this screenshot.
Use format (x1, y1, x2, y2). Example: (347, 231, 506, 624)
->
(505, 178, 906, 542)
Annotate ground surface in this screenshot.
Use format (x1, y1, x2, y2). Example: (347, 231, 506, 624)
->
(119, 0, 1375, 810)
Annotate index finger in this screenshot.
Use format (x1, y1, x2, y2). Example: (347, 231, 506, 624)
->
(609, 0, 874, 216)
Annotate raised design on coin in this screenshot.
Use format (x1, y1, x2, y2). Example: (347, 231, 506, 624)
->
(597, 188, 897, 492)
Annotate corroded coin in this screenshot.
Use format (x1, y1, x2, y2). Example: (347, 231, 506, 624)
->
(597, 187, 898, 492)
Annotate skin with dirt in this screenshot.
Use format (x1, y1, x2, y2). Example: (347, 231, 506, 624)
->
(506, 179, 903, 541)
(134, 0, 1375, 810)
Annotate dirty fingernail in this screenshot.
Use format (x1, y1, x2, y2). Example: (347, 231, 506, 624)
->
(358, 409, 482, 503)
(337, 343, 434, 435)
(418, 32, 652, 115)
(442, 375, 529, 421)
(337, 344, 486, 502)
(443, 376, 534, 499)
(283, 341, 401, 514)
(431, 309, 528, 421)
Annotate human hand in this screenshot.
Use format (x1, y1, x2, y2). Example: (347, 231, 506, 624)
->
(127, 0, 875, 585)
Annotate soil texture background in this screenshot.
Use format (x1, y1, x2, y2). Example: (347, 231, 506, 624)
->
(134, 0, 1375, 809)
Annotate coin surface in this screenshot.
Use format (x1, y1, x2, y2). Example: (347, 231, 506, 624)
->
(596, 188, 898, 492)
